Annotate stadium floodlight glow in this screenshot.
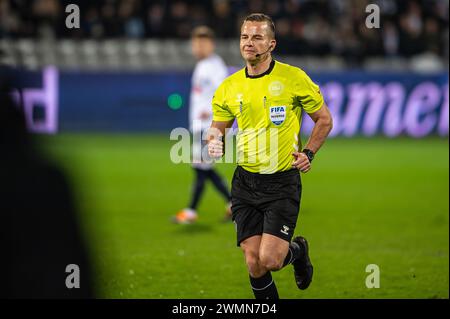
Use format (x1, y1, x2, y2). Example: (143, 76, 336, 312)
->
(167, 93, 183, 110)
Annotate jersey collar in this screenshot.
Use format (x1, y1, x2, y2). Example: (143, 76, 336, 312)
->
(245, 59, 276, 79)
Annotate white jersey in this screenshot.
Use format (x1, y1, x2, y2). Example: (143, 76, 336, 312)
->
(189, 54, 228, 132)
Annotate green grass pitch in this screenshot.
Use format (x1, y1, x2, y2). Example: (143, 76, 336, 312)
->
(40, 134, 448, 299)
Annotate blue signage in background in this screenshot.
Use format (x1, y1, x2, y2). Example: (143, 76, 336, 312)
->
(302, 72, 448, 138)
(2, 67, 448, 137)
(3, 66, 58, 133)
(60, 70, 191, 132)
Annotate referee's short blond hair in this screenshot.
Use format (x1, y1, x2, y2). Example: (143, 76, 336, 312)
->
(243, 13, 276, 39)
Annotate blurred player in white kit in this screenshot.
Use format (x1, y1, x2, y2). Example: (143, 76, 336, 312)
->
(172, 26, 231, 224)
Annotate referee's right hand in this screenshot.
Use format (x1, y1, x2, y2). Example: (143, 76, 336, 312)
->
(292, 151, 311, 173)
(208, 138, 224, 159)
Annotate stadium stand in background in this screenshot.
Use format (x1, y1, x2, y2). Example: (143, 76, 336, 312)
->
(0, 0, 448, 71)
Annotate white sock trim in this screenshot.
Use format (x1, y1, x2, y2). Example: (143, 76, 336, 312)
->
(251, 280, 274, 291)
(287, 247, 294, 265)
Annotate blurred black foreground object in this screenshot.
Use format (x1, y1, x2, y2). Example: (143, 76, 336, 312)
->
(0, 75, 93, 298)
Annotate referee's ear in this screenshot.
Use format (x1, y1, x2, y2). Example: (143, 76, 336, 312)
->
(269, 39, 276, 53)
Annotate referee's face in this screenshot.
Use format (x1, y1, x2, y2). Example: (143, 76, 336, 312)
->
(240, 21, 274, 63)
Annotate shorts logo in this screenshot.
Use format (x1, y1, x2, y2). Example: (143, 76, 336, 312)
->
(281, 225, 290, 235)
(270, 106, 286, 125)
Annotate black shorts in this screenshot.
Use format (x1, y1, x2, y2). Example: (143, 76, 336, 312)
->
(230, 166, 302, 246)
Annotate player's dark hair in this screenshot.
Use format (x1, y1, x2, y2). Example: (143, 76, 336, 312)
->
(243, 13, 276, 38)
(191, 26, 215, 39)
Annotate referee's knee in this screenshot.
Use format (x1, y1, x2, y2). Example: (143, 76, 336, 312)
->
(259, 253, 283, 272)
(245, 253, 267, 278)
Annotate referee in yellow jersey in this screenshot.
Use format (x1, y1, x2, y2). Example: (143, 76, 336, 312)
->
(207, 13, 333, 299)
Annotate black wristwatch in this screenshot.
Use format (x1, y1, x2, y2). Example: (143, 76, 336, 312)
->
(302, 149, 315, 163)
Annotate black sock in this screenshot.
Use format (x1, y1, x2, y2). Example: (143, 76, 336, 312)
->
(188, 169, 207, 210)
(282, 241, 303, 267)
(249, 272, 279, 299)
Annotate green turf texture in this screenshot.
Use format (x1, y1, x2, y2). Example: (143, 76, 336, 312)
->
(40, 134, 448, 299)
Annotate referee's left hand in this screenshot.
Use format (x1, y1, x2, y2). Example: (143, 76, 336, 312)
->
(292, 152, 311, 173)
